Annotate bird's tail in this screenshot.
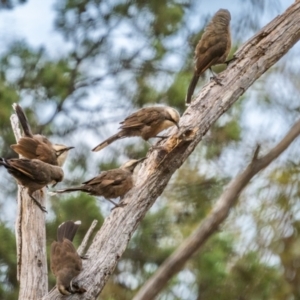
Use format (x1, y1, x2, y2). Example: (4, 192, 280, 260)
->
(92, 132, 124, 152)
(13, 103, 33, 137)
(185, 73, 200, 105)
(49, 186, 88, 196)
(57, 220, 81, 242)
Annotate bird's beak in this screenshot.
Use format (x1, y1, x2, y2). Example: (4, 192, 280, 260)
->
(64, 146, 75, 151)
(168, 118, 180, 129)
(60, 146, 75, 154)
(52, 182, 58, 188)
(130, 157, 146, 168)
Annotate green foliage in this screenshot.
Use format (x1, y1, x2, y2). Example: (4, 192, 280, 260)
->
(224, 252, 291, 299)
(0, 223, 18, 300)
(204, 101, 243, 160)
(49, 193, 104, 225)
(166, 71, 192, 110)
(0, 41, 83, 108)
(0, 80, 19, 157)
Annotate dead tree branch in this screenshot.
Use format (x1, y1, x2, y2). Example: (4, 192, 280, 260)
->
(77, 220, 98, 257)
(133, 119, 300, 300)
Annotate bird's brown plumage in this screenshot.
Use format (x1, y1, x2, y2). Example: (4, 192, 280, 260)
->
(92, 106, 180, 152)
(51, 221, 84, 295)
(51, 159, 144, 206)
(0, 157, 64, 212)
(11, 103, 74, 166)
(11, 136, 57, 163)
(186, 9, 231, 104)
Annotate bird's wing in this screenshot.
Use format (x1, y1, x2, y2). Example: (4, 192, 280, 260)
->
(120, 108, 162, 129)
(8, 159, 36, 179)
(83, 170, 125, 188)
(50, 240, 81, 275)
(82, 172, 106, 185)
(50, 241, 61, 275)
(194, 41, 228, 74)
(101, 173, 125, 187)
(63, 240, 82, 271)
(11, 137, 57, 164)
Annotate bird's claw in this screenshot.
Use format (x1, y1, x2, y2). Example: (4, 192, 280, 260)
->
(210, 76, 223, 86)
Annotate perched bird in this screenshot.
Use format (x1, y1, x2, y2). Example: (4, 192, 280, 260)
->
(51, 220, 86, 295)
(11, 103, 74, 166)
(185, 9, 231, 104)
(0, 158, 64, 212)
(50, 158, 145, 206)
(92, 106, 180, 152)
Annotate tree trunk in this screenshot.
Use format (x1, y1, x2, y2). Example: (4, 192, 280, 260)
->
(10, 114, 48, 300)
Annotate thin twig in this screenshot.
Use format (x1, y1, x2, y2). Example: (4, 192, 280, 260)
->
(252, 144, 260, 161)
(77, 220, 98, 257)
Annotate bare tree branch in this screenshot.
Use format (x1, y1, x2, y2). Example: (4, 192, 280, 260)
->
(43, 1, 300, 299)
(10, 114, 48, 300)
(77, 220, 98, 257)
(133, 119, 300, 300)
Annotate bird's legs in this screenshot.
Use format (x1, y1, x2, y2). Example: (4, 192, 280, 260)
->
(209, 68, 223, 86)
(105, 198, 119, 206)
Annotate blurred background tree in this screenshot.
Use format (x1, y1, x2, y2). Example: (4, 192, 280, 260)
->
(0, 0, 26, 10)
(0, 0, 299, 299)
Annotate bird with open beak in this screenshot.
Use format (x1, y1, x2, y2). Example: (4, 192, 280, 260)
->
(11, 103, 74, 166)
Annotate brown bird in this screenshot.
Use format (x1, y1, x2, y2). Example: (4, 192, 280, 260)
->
(0, 157, 64, 212)
(50, 158, 144, 206)
(92, 106, 180, 152)
(51, 220, 86, 295)
(10, 103, 74, 166)
(185, 9, 231, 104)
